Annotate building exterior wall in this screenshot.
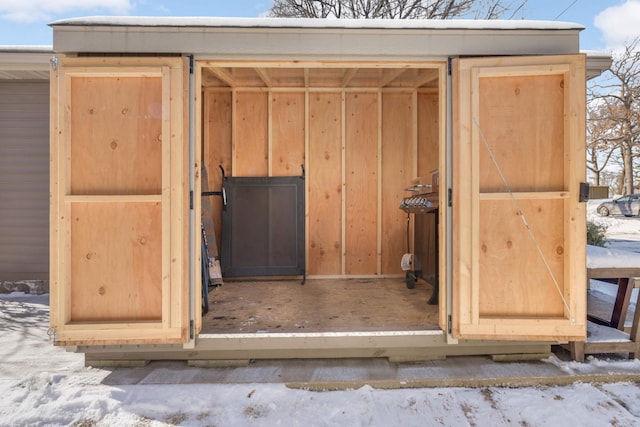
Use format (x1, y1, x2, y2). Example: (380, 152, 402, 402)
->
(0, 80, 49, 281)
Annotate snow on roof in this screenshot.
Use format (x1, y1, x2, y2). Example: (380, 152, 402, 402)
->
(0, 45, 52, 53)
(49, 16, 584, 32)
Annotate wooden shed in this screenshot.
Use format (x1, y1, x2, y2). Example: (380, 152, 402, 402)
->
(48, 17, 610, 364)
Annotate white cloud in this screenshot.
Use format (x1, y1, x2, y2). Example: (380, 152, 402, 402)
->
(0, 0, 132, 23)
(594, 0, 640, 50)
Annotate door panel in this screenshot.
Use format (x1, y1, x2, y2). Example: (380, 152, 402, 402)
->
(50, 57, 189, 346)
(453, 55, 586, 341)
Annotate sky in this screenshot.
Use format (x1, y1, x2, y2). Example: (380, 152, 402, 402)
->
(0, 0, 638, 51)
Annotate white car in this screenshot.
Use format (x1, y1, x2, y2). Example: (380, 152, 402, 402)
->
(597, 194, 640, 217)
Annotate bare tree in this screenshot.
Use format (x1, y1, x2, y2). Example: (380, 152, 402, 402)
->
(586, 100, 618, 187)
(589, 37, 640, 195)
(268, 0, 527, 19)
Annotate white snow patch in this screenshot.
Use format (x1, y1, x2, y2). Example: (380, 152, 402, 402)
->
(2, 292, 640, 426)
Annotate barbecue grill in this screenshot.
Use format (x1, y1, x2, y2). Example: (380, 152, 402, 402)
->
(400, 171, 439, 305)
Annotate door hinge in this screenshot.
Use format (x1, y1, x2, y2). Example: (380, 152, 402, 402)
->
(50, 56, 58, 71)
(189, 55, 194, 74)
(47, 326, 58, 342)
(448, 315, 452, 334)
(448, 188, 453, 207)
(189, 191, 194, 210)
(190, 320, 195, 339)
(447, 57, 453, 76)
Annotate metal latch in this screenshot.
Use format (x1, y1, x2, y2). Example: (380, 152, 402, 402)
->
(579, 182, 590, 203)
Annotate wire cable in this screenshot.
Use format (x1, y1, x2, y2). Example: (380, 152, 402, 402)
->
(508, 0, 529, 20)
(554, 0, 579, 20)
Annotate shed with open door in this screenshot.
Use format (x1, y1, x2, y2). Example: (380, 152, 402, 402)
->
(48, 17, 609, 364)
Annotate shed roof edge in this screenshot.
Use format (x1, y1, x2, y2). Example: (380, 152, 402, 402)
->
(49, 16, 584, 31)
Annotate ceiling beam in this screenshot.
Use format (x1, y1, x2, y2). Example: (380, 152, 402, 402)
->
(411, 69, 439, 88)
(254, 67, 272, 87)
(208, 67, 236, 87)
(341, 68, 358, 87)
(379, 68, 408, 88)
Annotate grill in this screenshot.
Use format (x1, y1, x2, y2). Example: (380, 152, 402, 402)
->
(400, 172, 439, 304)
(400, 191, 438, 213)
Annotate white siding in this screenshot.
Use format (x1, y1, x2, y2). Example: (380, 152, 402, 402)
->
(0, 81, 49, 281)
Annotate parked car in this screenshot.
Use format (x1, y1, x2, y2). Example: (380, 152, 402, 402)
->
(597, 194, 640, 217)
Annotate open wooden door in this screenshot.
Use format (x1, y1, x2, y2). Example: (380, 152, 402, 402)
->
(50, 57, 190, 346)
(452, 54, 586, 341)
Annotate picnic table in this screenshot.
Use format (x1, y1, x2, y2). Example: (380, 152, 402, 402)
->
(568, 245, 640, 362)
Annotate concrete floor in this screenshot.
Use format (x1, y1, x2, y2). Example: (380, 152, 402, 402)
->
(97, 349, 640, 389)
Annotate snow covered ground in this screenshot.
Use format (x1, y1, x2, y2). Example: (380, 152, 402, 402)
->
(2, 292, 640, 426)
(1, 205, 639, 426)
(588, 199, 640, 252)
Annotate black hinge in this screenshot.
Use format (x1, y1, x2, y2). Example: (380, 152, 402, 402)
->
(448, 315, 452, 334)
(448, 188, 453, 207)
(189, 191, 194, 210)
(447, 57, 453, 76)
(190, 320, 194, 339)
(189, 55, 194, 74)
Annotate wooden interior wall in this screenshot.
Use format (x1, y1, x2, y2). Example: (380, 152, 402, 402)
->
(416, 91, 440, 279)
(204, 91, 232, 252)
(381, 92, 414, 273)
(345, 93, 379, 275)
(308, 93, 342, 275)
(203, 81, 439, 278)
(418, 92, 439, 177)
(271, 93, 305, 176)
(234, 92, 268, 176)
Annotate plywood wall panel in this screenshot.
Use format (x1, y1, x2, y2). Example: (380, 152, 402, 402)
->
(203, 90, 232, 251)
(308, 92, 342, 275)
(381, 93, 414, 274)
(202, 80, 441, 278)
(345, 93, 378, 275)
(70, 77, 162, 195)
(418, 92, 439, 178)
(478, 198, 565, 317)
(478, 74, 564, 193)
(70, 202, 163, 321)
(272, 92, 305, 176)
(234, 92, 268, 176)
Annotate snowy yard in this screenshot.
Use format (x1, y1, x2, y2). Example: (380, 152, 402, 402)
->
(1, 202, 640, 426)
(2, 292, 640, 426)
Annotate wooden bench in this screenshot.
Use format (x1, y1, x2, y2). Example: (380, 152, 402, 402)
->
(569, 245, 640, 362)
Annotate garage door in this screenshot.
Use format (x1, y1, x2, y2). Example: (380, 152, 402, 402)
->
(0, 81, 49, 281)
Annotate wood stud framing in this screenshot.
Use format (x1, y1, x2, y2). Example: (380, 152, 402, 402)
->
(202, 62, 443, 278)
